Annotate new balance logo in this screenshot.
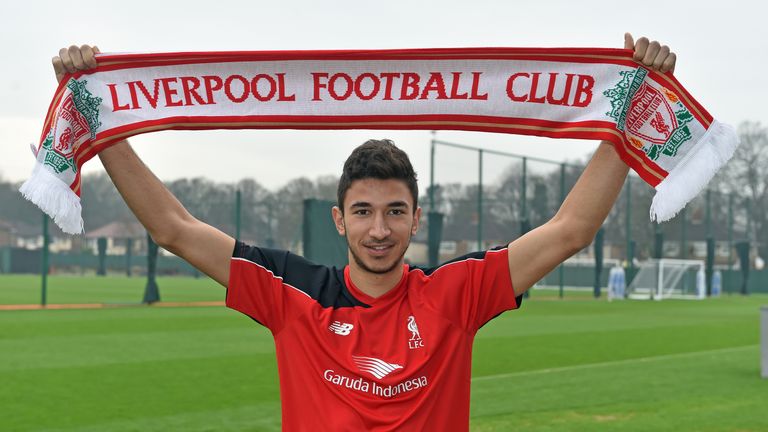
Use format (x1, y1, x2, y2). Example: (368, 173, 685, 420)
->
(351, 355, 403, 379)
(328, 321, 354, 336)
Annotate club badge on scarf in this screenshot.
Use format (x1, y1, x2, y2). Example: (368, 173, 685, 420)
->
(21, 47, 738, 234)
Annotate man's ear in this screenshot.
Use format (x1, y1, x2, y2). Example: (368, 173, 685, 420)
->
(332, 206, 346, 236)
(411, 206, 422, 236)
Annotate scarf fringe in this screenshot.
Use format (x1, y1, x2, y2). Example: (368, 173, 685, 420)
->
(19, 163, 83, 234)
(650, 120, 738, 222)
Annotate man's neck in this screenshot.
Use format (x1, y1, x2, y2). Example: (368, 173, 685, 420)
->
(348, 263, 404, 298)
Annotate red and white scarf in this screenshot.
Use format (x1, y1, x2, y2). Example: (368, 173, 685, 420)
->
(21, 47, 737, 234)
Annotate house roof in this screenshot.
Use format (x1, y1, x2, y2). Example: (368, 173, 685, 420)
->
(0, 219, 13, 232)
(85, 220, 145, 239)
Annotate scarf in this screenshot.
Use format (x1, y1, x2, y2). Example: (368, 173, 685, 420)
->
(20, 47, 737, 234)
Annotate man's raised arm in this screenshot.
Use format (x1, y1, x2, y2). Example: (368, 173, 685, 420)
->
(54, 45, 235, 286)
(506, 33, 676, 296)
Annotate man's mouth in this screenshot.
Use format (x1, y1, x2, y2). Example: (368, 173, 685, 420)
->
(363, 243, 394, 256)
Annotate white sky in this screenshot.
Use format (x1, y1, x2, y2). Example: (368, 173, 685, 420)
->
(1, 0, 766, 191)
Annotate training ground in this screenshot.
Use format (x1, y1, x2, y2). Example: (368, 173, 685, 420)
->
(1, 274, 766, 431)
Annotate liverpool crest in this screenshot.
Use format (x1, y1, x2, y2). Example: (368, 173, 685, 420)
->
(604, 68, 694, 162)
(43, 79, 102, 174)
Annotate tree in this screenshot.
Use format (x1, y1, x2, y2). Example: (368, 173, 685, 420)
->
(714, 121, 768, 260)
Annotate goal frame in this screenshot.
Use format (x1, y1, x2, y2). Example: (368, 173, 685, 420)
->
(627, 258, 705, 300)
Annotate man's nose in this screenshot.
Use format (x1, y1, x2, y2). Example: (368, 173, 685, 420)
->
(369, 213, 391, 239)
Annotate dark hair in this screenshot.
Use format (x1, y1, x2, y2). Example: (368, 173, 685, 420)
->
(337, 139, 418, 212)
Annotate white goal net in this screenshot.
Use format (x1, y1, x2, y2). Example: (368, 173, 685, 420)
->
(626, 259, 706, 300)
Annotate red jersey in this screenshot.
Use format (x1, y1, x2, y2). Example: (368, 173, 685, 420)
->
(227, 241, 521, 431)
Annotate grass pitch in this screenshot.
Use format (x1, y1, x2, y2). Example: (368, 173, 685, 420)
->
(0, 274, 222, 305)
(0, 276, 766, 431)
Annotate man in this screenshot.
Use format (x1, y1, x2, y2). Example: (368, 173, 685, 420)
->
(53, 33, 675, 431)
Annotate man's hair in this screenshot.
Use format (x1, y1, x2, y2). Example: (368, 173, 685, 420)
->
(337, 139, 418, 212)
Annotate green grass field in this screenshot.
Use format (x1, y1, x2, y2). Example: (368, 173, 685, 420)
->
(0, 274, 223, 305)
(1, 275, 766, 431)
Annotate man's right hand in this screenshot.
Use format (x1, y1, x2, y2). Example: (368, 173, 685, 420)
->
(52, 45, 100, 83)
(52, 43, 235, 287)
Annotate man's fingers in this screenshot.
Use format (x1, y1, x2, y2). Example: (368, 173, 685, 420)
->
(661, 52, 677, 74)
(81, 45, 98, 68)
(52, 56, 66, 83)
(629, 36, 676, 74)
(632, 37, 649, 61)
(652, 45, 670, 70)
(641, 41, 661, 66)
(69, 45, 86, 70)
(624, 33, 634, 50)
(58, 47, 74, 73)
(55, 45, 100, 83)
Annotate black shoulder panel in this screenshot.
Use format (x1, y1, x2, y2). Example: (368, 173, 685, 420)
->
(412, 247, 500, 277)
(234, 241, 369, 309)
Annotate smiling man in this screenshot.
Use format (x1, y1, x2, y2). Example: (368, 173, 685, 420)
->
(227, 138, 520, 430)
(53, 33, 675, 431)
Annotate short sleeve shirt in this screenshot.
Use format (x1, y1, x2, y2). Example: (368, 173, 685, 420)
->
(227, 241, 521, 431)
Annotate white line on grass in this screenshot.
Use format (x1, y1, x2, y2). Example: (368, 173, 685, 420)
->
(471, 344, 758, 382)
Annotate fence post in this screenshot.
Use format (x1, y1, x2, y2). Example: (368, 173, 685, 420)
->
(727, 194, 734, 294)
(654, 223, 664, 259)
(97, 237, 107, 276)
(41, 213, 49, 306)
(521, 157, 528, 240)
(143, 232, 160, 304)
(125, 238, 133, 277)
(428, 135, 438, 266)
(761, 307, 768, 378)
(559, 163, 565, 298)
(706, 189, 713, 296)
(235, 189, 242, 241)
(429, 133, 435, 212)
(625, 177, 632, 272)
(477, 149, 483, 251)
(594, 228, 604, 298)
(681, 207, 688, 259)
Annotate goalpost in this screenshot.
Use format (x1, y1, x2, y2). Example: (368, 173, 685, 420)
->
(626, 259, 706, 300)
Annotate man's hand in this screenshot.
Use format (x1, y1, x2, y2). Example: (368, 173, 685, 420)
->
(51, 43, 234, 287)
(52, 45, 100, 83)
(506, 33, 676, 297)
(625, 33, 676, 74)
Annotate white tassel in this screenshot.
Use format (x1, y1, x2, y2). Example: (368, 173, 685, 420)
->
(19, 163, 84, 234)
(650, 120, 739, 222)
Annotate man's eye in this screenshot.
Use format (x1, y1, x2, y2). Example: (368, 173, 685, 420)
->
(354, 209, 370, 215)
(390, 209, 405, 215)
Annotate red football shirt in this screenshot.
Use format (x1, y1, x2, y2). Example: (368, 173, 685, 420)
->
(227, 241, 520, 431)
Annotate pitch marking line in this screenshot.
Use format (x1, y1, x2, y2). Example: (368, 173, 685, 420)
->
(472, 344, 757, 382)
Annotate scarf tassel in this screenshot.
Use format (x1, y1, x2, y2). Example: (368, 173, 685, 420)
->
(19, 163, 83, 234)
(650, 120, 738, 222)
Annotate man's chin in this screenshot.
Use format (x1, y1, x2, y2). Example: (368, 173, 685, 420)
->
(351, 253, 402, 275)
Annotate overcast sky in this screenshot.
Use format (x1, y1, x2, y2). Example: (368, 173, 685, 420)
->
(1, 0, 766, 191)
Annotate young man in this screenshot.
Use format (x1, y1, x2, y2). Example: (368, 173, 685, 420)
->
(53, 34, 675, 431)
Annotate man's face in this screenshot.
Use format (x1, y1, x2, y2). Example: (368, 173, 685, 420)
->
(333, 178, 421, 275)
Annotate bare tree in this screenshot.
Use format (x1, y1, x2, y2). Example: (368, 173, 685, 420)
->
(714, 121, 768, 259)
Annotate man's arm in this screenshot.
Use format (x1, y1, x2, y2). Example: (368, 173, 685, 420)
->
(54, 45, 235, 286)
(506, 33, 675, 295)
